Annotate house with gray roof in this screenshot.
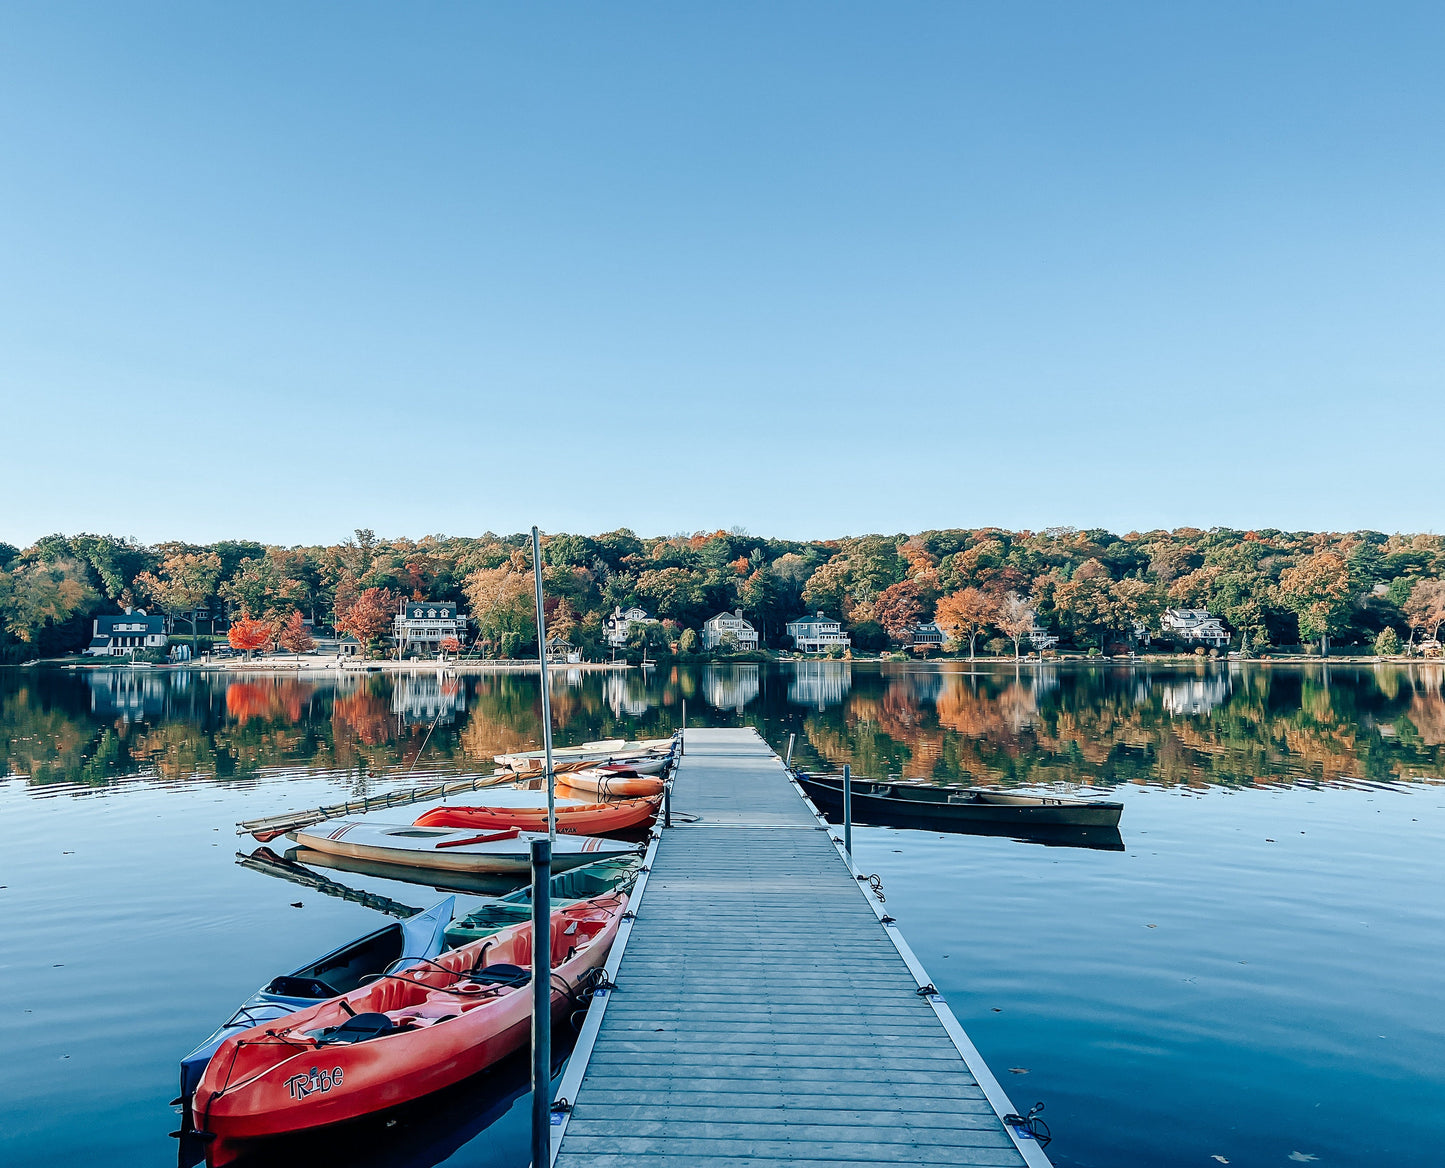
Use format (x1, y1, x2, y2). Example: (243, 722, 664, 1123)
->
(83, 609, 168, 657)
(785, 612, 851, 653)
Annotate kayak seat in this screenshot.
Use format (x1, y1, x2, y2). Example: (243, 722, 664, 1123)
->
(468, 963, 529, 987)
(265, 975, 342, 1000)
(308, 1012, 395, 1045)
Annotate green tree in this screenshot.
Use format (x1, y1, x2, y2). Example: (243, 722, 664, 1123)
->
(1278, 552, 1353, 655)
(1374, 627, 1401, 656)
(0, 558, 99, 652)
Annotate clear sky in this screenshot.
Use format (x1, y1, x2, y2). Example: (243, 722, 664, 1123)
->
(3, 3, 1442, 547)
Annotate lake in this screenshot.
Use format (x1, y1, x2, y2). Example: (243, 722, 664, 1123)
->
(2, 661, 1442, 1167)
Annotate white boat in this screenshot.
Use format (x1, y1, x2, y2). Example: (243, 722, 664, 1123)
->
(291, 819, 639, 874)
(495, 737, 675, 770)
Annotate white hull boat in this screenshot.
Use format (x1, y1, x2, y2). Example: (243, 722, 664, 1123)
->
(291, 819, 639, 874)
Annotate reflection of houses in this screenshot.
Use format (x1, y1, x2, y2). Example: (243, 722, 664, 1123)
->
(1161, 609, 1229, 647)
(604, 672, 653, 718)
(605, 606, 657, 648)
(84, 609, 168, 656)
(394, 600, 468, 657)
(702, 665, 760, 713)
(703, 609, 759, 651)
(1159, 674, 1230, 716)
(391, 674, 467, 726)
(787, 660, 852, 709)
(786, 612, 850, 653)
(907, 622, 945, 651)
(87, 670, 170, 721)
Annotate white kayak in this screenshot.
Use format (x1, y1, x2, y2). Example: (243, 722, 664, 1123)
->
(291, 819, 640, 874)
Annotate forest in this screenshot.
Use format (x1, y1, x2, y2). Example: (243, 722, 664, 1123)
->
(2, 525, 1444, 662)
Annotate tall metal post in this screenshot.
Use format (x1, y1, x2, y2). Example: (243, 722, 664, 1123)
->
(680, 699, 686, 754)
(663, 779, 672, 828)
(529, 837, 552, 1168)
(530, 526, 556, 841)
(785, 732, 796, 769)
(843, 763, 853, 857)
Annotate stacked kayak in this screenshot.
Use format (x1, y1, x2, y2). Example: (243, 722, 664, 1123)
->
(444, 855, 641, 946)
(412, 795, 659, 836)
(192, 895, 625, 1166)
(558, 766, 665, 799)
(178, 898, 454, 1104)
(292, 819, 639, 874)
(496, 737, 675, 773)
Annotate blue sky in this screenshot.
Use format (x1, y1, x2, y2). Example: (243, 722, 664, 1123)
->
(3, 3, 1442, 546)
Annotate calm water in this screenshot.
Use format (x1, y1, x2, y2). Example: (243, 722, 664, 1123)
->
(3, 662, 1443, 1166)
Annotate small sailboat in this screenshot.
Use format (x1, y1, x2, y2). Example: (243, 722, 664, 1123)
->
(291, 819, 639, 875)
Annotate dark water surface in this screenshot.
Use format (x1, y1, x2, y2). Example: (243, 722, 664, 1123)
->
(3, 662, 1443, 1167)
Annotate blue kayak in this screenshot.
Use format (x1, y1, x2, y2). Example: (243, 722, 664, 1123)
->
(178, 897, 454, 1101)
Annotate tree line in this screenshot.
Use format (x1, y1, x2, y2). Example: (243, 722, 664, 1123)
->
(2, 525, 1444, 662)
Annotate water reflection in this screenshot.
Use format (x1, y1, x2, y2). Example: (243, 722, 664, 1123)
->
(4, 662, 1444, 793)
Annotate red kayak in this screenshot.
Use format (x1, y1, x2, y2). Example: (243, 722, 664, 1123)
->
(412, 795, 659, 835)
(191, 895, 624, 1165)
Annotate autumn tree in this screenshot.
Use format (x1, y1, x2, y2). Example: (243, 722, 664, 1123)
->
(874, 580, 924, 644)
(0, 558, 98, 650)
(462, 566, 535, 658)
(1278, 552, 1353, 655)
(336, 587, 399, 657)
(227, 616, 274, 660)
(934, 587, 997, 660)
(1403, 579, 1445, 648)
(439, 636, 461, 657)
(135, 551, 222, 652)
(995, 592, 1039, 659)
(277, 611, 316, 656)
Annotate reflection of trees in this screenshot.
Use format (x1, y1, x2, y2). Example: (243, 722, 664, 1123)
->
(785, 664, 1445, 788)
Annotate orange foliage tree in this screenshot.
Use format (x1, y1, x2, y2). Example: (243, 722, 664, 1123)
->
(440, 636, 461, 656)
(934, 587, 998, 660)
(336, 587, 398, 657)
(227, 616, 274, 659)
(874, 580, 924, 645)
(277, 611, 316, 656)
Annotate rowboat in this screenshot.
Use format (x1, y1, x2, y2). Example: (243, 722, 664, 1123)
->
(797, 773, 1123, 828)
(178, 898, 454, 1104)
(191, 895, 624, 1166)
(557, 767, 665, 798)
(444, 855, 640, 946)
(495, 737, 674, 770)
(292, 819, 639, 874)
(412, 795, 660, 836)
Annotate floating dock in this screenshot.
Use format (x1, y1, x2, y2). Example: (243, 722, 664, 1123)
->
(551, 726, 1052, 1167)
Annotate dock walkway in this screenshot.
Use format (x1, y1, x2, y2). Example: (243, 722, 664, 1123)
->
(551, 727, 1051, 1167)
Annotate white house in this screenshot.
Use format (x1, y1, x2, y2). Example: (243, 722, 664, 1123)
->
(1029, 627, 1060, 651)
(786, 612, 851, 653)
(83, 609, 168, 656)
(1161, 608, 1229, 647)
(394, 599, 469, 656)
(703, 609, 759, 651)
(907, 621, 945, 650)
(605, 606, 656, 647)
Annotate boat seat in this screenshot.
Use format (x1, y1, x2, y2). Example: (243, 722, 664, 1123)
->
(265, 975, 341, 1000)
(468, 963, 529, 987)
(307, 1012, 395, 1045)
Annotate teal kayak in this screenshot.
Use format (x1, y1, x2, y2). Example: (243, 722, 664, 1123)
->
(443, 855, 641, 947)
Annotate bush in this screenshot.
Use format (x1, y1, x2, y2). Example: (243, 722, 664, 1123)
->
(1374, 627, 1402, 656)
(1194, 646, 1208, 657)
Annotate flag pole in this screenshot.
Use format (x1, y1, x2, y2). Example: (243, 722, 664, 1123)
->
(530, 526, 556, 842)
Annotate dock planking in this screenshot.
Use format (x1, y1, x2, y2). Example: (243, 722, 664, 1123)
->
(551, 727, 1051, 1167)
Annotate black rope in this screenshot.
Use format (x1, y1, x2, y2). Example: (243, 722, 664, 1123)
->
(1003, 1102, 1052, 1148)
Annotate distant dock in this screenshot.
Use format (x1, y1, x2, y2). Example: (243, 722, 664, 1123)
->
(551, 727, 1052, 1167)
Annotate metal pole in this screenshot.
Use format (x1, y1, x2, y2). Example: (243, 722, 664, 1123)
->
(680, 699, 686, 754)
(843, 763, 852, 857)
(530, 526, 556, 842)
(529, 836, 552, 1168)
(664, 779, 672, 828)
(784, 732, 795, 769)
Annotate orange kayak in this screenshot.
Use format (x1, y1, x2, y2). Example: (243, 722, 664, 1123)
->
(191, 895, 623, 1165)
(413, 795, 659, 835)
(557, 767, 665, 799)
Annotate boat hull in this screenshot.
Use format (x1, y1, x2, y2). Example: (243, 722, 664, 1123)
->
(413, 796, 659, 836)
(292, 820, 638, 874)
(558, 769, 666, 798)
(797, 775, 1124, 828)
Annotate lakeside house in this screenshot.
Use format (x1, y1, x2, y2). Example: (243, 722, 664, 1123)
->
(907, 621, 945, 651)
(1030, 628, 1060, 650)
(786, 612, 851, 654)
(1161, 608, 1230, 647)
(605, 606, 657, 648)
(702, 609, 759, 651)
(394, 599, 468, 657)
(546, 634, 582, 664)
(83, 609, 168, 657)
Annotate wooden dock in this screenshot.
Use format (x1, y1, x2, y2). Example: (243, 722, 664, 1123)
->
(550, 727, 1052, 1167)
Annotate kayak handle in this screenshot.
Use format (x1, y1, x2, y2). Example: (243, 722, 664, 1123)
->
(436, 828, 523, 848)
